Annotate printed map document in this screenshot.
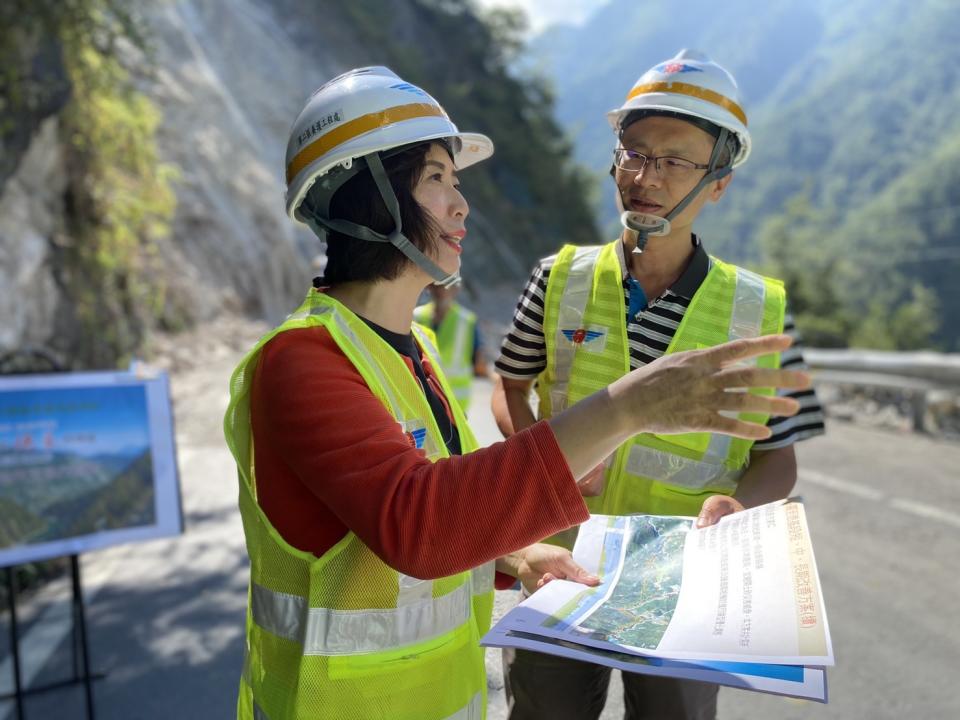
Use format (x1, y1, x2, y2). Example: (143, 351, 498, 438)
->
(482, 499, 832, 702)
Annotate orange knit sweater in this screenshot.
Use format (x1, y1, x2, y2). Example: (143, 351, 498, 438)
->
(250, 326, 588, 588)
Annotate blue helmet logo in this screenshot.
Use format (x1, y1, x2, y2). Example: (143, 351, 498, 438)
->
(655, 62, 703, 74)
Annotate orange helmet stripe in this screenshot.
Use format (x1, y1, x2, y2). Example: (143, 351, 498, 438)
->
(286, 102, 447, 184)
(625, 81, 747, 127)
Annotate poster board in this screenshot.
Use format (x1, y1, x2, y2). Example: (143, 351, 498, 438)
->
(0, 369, 182, 567)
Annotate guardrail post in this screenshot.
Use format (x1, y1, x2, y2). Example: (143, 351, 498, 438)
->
(911, 391, 928, 434)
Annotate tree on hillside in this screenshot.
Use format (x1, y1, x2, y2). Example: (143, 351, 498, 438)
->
(760, 192, 939, 350)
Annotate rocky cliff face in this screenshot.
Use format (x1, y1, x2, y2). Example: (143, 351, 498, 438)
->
(0, 17, 71, 355)
(128, 0, 325, 324)
(2, 0, 319, 359)
(2, 0, 590, 365)
(0, 118, 65, 352)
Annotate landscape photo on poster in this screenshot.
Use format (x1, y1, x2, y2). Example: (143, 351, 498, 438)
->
(0, 384, 156, 548)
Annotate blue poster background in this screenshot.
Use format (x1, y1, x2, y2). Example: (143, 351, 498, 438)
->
(0, 383, 161, 557)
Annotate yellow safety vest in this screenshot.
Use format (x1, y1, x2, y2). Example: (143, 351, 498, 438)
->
(413, 302, 476, 412)
(224, 289, 494, 720)
(538, 241, 785, 524)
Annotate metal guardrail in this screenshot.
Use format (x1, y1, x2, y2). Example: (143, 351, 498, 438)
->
(803, 349, 960, 387)
(804, 349, 960, 433)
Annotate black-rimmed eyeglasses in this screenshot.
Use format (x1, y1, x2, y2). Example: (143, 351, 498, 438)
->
(613, 148, 710, 181)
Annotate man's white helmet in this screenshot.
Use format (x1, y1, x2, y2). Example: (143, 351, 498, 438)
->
(285, 66, 493, 222)
(607, 49, 750, 167)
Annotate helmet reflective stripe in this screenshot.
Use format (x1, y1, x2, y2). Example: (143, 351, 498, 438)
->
(609, 50, 750, 250)
(285, 66, 492, 220)
(625, 81, 747, 128)
(608, 49, 750, 168)
(283, 66, 492, 288)
(285, 102, 446, 184)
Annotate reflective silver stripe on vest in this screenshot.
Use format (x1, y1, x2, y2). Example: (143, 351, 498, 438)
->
(313, 303, 444, 460)
(413, 322, 440, 359)
(625, 266, 767, 491)
(397, 572, 434, 606)
(448, 691, 484, 720)
(253, 690, 480, 720)
(729, 267, 767, 343)
(251, 581, 472, 655)
(552, 246, 602, 413)
(471, 561, 495, 596)
(700, 266, 768, 465)
(449, 311, 473, 381)
(242, 645, 253, 684)
(625, 443, 742, 492)
(309, 304, 403, 414)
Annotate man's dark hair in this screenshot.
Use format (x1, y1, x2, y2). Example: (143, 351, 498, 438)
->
(619, 109, 740, 169)
(310, 141, 444, 285)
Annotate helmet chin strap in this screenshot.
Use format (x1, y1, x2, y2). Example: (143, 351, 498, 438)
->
(303, 151, 460, 287)
(620, 129, 733, 254)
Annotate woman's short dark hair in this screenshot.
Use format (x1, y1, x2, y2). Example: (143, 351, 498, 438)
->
(311, 141, 444, 285)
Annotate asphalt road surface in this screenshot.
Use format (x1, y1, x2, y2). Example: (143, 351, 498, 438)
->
(1, 358, 956, 720)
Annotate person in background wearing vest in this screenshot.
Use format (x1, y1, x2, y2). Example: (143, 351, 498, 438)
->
(414, 282, 488, 412)
(492, 50, 826, 720)
(223, 66, 811, 720)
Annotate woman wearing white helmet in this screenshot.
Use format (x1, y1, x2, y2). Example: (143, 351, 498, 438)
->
(493, 50, 824, 719)
(223, 66, 808, 720)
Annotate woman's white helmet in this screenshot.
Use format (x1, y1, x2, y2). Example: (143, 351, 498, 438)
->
(607, 49, 751, 167)
(285, 66, 493, 222)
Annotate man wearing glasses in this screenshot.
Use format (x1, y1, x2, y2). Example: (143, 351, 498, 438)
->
(491, 50, 824, 720)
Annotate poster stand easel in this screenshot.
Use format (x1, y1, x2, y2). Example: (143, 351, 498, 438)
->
(0, 348, 102, 720)
(1, 557, 101, 719)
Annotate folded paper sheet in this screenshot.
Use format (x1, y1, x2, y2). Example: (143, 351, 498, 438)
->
(482, 499, 832, 702)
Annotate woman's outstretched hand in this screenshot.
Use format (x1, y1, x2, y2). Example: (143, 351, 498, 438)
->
(612, 333, 810, 440)
(549, 333, 811, 485)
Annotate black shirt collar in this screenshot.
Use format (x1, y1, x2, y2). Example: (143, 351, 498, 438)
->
(617, 234, 710, 301)
(671, 237, 710, 300)
(359, 316, 417, 358)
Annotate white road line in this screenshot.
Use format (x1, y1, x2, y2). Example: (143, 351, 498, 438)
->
(799, 469, 886, 501)
(888, 498, 960, 530)
(799, 468, 959, 530)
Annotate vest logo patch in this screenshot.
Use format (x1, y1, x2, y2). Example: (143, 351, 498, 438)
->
(405, 426, 428, 449)
(561, 327, 606, 351)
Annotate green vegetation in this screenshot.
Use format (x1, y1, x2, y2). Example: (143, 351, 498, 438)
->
(59, 2, 180, 368)
(0, 498, 45, 548)
(2, 0, 178, 368)
(757, 193, 940, 349)
(332, 0, 601, 271)
(3, 0, 598, 368)
(532, 0, 960, 349)
(0, 453, 113, 516)
(0, 451, 155, 545)
(48, 452, 156, 538)
(719, 0, 959, 350)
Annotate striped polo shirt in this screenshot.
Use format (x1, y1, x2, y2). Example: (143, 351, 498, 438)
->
(494, 238, 825, 450)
